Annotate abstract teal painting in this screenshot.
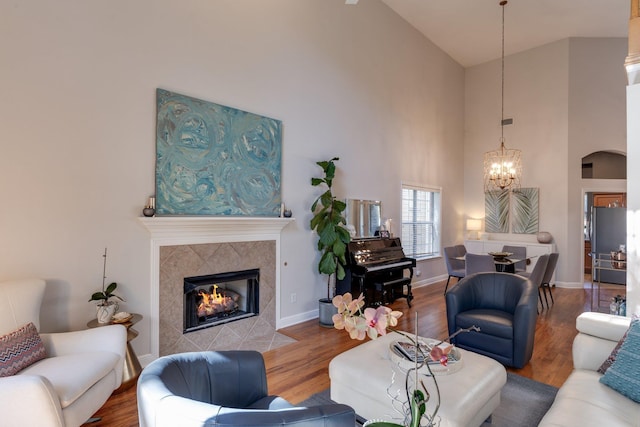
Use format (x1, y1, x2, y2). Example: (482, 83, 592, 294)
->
(155, 89, 282, 216)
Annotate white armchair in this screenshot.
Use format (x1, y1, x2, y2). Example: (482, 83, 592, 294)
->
(0, 279, 127, 427)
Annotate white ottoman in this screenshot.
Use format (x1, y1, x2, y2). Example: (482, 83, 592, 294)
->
(329, 332, 507, 427)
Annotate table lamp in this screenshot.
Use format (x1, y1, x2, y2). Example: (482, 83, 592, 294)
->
(466, 219, 482, 240)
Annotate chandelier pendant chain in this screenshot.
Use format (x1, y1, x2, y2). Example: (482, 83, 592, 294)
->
(483, 0, 522, 192)
(501, 0, 506, 143)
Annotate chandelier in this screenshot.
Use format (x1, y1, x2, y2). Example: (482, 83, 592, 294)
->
(484, 0, 521, 192)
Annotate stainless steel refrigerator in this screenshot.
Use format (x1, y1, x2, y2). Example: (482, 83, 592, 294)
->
(590, 206, 626, 285)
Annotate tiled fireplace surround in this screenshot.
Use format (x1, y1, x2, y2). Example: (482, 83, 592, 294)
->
(139, 217, 295, 360)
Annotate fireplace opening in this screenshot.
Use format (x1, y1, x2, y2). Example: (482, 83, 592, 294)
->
(183, 268, 259, 333)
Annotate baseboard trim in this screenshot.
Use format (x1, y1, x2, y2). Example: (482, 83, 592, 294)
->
(554, 281, 585, 289)
(279, 308, 319, 329)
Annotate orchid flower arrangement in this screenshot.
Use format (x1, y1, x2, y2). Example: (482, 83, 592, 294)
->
(332, 293, 480, 427)
(332, 293, 403, 340)
(332, 293, 453, 366)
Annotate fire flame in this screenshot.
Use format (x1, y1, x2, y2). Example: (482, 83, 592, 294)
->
(197, 284, 238, 317)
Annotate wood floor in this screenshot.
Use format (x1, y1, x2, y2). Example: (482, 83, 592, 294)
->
(90, 278, 621, 426)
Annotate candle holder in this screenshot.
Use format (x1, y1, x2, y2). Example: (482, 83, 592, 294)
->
(143, 196, 156, 217)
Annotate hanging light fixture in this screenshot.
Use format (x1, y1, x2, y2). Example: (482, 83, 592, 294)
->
(484, 0, 522, 192)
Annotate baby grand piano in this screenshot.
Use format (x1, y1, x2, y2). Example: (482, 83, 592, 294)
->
(337, 237, 416, 307)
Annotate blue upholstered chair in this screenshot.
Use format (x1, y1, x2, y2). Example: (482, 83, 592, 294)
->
(502, 245, 527, 273)
(465, 253, 496, 275)
(539, 253, 559, 308)
(445, 272, 538, 369)
(137, 350, 355, 427)
(443, 245, 466, 294)
(517, 254, 551, 311)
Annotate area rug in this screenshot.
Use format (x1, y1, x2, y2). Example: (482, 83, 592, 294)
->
(298, 372, 558, 427)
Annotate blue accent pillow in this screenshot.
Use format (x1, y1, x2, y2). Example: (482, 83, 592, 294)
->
(598, 314, 639, 374)
(599, 316, 640, 402)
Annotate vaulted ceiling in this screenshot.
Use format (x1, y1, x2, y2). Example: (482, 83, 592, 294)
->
(379, 0, 629, 67)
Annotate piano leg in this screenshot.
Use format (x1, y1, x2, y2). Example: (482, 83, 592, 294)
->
(390, 282, 412, 307)
(366, 283, 383, 307)
(406, 270, 414, 307)
(352, 273, 414, 308)
(353, 276, 366, 298)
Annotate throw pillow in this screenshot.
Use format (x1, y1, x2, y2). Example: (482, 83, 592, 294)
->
(599, 316, 640, 402)
(0, 322, 47, 377)
(598, 314, 639, 374)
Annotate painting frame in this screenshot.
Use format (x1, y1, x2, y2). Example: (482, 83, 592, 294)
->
(511, 187, 539, 234)
(485, 190, 510, 233)
(155, 89, 282, 216)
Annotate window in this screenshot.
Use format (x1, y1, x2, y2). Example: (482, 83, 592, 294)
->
(401, 184, 441, 259)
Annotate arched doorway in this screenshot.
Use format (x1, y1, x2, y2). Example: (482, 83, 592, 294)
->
(582, 151, 626, 275)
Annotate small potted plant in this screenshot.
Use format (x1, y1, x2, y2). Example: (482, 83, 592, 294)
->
(310, 157, 351, 326)
(89, 248, 124, 323)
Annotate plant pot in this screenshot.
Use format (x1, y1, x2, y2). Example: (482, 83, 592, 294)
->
(96, 302, 118, 324)
(318, 298, 337, 328)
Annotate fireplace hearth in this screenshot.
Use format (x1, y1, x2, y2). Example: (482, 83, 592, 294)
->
(183, 269, 259, 333)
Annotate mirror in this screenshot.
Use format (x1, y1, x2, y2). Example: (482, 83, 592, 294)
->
(346, 199, 382, 238)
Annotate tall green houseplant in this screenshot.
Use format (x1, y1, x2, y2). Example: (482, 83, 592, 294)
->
(310, 157, 351, 301)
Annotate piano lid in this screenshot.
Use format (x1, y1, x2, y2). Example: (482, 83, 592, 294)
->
(347, 237, 411, 267)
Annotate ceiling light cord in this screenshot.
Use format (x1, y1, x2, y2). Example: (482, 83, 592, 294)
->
(500, 0, 507, 142)
(484, 0, 521, 192)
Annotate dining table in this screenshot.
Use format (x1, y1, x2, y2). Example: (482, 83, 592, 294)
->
(454, 254, 534, 274)
(492, 257, 521, 273)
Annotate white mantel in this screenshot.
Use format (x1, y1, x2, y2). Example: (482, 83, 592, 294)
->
(138, 216, 294, 241)
(138, 216, 294, 361)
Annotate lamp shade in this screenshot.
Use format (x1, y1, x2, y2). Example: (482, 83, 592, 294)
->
(466, 219, 482, 231)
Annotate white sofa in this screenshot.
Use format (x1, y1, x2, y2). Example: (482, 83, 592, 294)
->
(0, 279, 127, 427)
(538, 312, 639, 426)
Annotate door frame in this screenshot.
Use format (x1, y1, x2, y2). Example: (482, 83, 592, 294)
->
(580, 180, 627, 282)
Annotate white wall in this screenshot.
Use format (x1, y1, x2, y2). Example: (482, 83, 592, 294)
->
(628, 82, 640, 316)
(0, 0, 465, 357)
(465, 40, 570, 278)
(465, 38, 628, 288)
(569, 38, 629, 287)
(627, 6, 640, 316)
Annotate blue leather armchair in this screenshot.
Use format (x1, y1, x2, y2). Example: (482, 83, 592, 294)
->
(137, 350, 355, 427)
(445, 272, 538, 369)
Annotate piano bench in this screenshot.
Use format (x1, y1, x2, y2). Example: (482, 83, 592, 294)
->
(370, 278, 413, 307)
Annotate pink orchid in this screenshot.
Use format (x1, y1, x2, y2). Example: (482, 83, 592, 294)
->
(332, 294, 349, 312)
(346, 315, 367, 340)
(347, 293, 365, 314)
(331, 293, 404, 341)
(332, 312, 346, 329)
(332, 294, 353, 328)
(387, 309, 403, 327)
(333, 292, 365, 315)
(364, 306, 391, 339)
(429, 343, 453, 366)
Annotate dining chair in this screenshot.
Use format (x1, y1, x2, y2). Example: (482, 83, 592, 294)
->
(465, 253, 496, 275)
(539, 253, 559, 308)
(517, 254, 550, 313)
(502, 245, 527, 273)
(443, 245, 466, 294)
(455, 244, 467, 259)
